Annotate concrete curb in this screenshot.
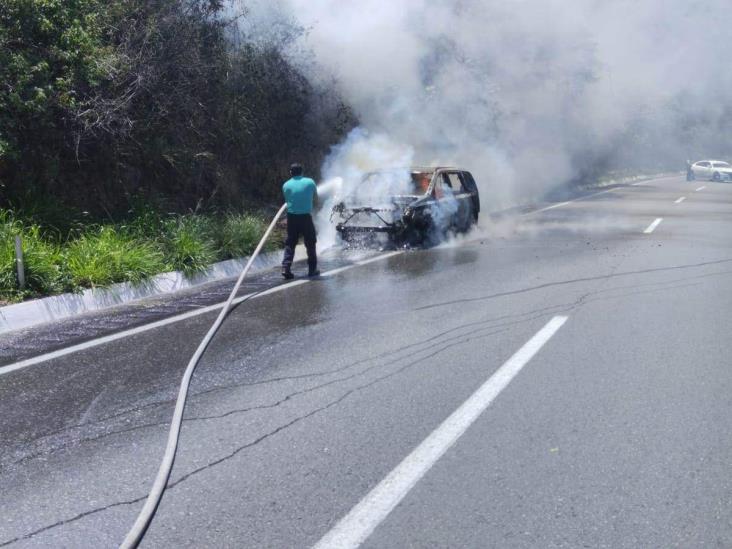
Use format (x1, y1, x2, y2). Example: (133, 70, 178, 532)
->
(0, 250, 283, 336)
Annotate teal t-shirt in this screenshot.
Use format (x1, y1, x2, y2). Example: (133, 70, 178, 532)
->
(283, 176, 317, 214)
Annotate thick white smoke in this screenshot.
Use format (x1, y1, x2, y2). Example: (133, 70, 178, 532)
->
(314, 129, 415, 249)
(235, 0, 732, 209)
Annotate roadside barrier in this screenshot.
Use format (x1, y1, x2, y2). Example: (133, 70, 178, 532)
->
(120, 203, 288, 549)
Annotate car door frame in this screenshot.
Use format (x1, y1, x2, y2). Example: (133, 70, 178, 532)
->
(695, 161, 711, 180)
(437, 170, 473, 231)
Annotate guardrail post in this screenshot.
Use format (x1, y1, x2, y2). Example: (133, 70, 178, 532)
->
(14, 235, 25, 290)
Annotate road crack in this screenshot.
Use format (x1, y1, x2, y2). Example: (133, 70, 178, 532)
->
(7, 302, 570, 466)
(1, 325, 515, 546)
(416, 258, 732, 311)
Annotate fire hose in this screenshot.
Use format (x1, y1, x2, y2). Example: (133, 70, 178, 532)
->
(120, 203, 288, 549)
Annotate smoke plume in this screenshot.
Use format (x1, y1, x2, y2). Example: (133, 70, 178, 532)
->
(235, 0, 732, 208)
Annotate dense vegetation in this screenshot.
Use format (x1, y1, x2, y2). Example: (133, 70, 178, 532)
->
(0, 208, 282, 301)
(0, 0, 353, 215)
(0, 0, 353, 300)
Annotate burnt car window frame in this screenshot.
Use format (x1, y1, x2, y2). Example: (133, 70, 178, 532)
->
(461, 171, 478, 192)
(432, 170, 455, 199)
(412, 171, 438, 198)
(433, 172, 449, 199)
(445, 172, 467, 194)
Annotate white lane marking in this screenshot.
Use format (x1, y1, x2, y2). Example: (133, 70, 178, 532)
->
(531, 174, 682, 214)
(674, 196, 686, 204)
(0, 252, 402, 377)
(357, 251, 403, 266)
(535, 201, 571, 213)
(632, 174, 679, 186)
(695, 186, 706, 192)
(319, 265, 354, 277)
(525, 187, 620, 216)
(321, 251, 402, 278)
(313, 316, 569, 549)
(643, 218, 664, 234)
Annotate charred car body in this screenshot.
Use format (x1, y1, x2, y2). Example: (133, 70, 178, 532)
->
(331, 167, 480, 246)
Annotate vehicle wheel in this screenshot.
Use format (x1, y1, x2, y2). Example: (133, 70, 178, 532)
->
(713, 172, 721, 182)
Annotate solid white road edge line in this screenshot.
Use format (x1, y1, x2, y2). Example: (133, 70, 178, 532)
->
(529, 173, 680, 215)
(312, 315, 569, 549)
(643, 218, 664, 234)
(695, 186, 706, 192)
(0, 251, 403, 377)
(528, 187, 616, 215)
(535, 200, 571, 213)
(675, 196, 686, 204)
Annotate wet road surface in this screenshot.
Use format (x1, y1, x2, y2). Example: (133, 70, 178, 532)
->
(0, 249, 387, 367)
(1, 175, 731, 548)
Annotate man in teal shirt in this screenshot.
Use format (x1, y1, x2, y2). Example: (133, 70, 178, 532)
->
(281, 163, 319, 279)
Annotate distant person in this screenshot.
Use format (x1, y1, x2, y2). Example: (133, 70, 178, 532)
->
(686, 159, 694, 181)
(281, 163, 319, 279)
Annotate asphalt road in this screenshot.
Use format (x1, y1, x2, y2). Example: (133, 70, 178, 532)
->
(1, 175, 731, 548)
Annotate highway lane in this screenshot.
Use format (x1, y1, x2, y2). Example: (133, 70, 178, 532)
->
(1, 175, 731, 547)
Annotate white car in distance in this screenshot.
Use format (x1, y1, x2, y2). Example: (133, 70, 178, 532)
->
(688, 160, 732, 181)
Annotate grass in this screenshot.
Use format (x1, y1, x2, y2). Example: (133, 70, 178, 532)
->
(220, 213, 279, 259)
(162, 216, 219, 275)
(64, 227, 166, 287)
(0, 208, 282, 303)
(0, 212, 67, 300)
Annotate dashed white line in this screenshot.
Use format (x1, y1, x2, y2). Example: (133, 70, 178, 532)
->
(674, 196, 686, 204)
(0, 251, 403, 377)
(643, 218, 664, 234)
(312, 316, 569, 549)
(695, 186, 706, 192)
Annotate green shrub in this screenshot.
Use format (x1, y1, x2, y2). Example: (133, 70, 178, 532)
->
(0, 214, 24, 300)
(0, 207, 284, 302)
(0, 211, 66, 300)
(0, 211, 23, 288)
(162, 215, 218, 275)
(64, 226, 165, 287)
(121, 198, 169, 240)
(220, 213, 276, 259)
(19, 226, 67, 293)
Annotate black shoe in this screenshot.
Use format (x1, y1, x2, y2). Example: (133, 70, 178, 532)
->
(307, 269, 320, 277)
(282, 269, 294, 280)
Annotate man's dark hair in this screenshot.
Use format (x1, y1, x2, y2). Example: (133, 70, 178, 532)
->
(290, 163, 304, 177)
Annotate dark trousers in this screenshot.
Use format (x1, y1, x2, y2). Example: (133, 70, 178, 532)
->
(282, 213, 317, 272)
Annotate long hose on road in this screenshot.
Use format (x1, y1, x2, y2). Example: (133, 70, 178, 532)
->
(120, 203, 288, 549)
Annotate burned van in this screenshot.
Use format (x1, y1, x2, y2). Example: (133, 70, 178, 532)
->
(331, 167, 480, 246)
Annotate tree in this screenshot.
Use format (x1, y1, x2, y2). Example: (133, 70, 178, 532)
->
(0, 0, 355, 218)
(0, 0, 112, 198)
